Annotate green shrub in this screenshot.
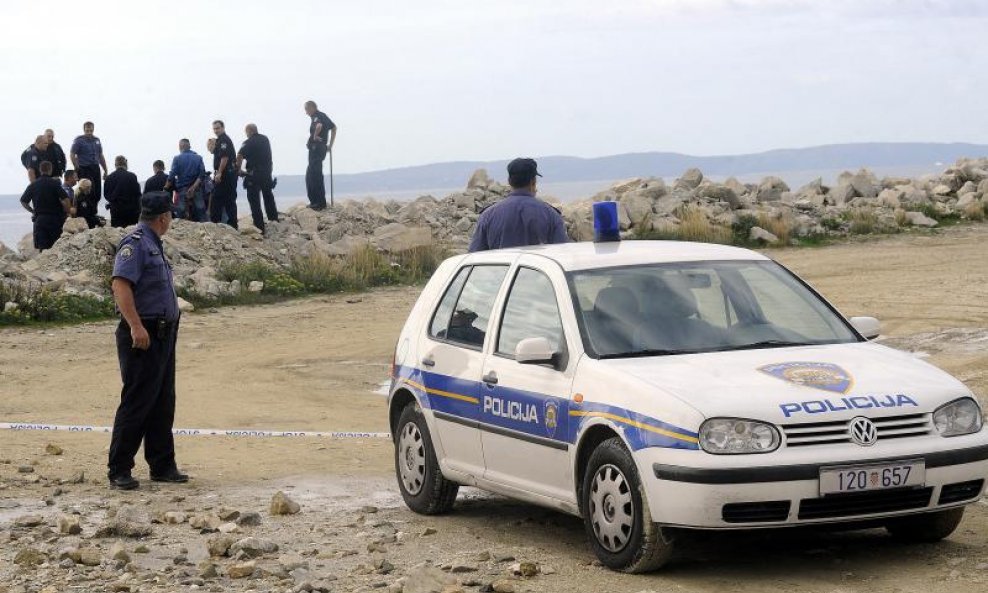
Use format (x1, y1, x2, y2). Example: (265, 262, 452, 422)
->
(0, 282, 115, 325)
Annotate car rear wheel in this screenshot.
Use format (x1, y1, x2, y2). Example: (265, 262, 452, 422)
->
(885, 507, 965, 543)
(580, 437, 674, 572)
(394, 403, 459, 515)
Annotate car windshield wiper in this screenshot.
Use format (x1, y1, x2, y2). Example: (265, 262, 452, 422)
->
(598, 348, 697, 359)
(715, 340, 817, 352)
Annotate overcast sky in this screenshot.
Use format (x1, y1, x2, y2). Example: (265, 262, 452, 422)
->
(1, 0, 986, 193)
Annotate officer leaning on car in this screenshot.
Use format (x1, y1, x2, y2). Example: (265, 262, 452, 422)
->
(107, 192, 188, 490)
(468, 157, 568, 252)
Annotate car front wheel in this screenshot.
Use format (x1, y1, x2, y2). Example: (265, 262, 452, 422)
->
(886, 507, 965, 543)
(580, 437, 674, 572)
(394, 403, 459, 515)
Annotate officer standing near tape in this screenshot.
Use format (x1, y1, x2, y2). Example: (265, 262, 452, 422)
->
(107, 192, 188, 490)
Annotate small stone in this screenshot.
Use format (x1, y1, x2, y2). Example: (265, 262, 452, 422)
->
(228, 560, 257, 579)
(218, 521, 239, 533)
(17, 465, 34, 474)
(66, 470, 85, 484)
(491, 580, 516, 593)
(247, 281, 264, 293)
(59, 558, 75, 569)
(450, 563, 478, 573)
(360, 505, 379, 514)
(493, 553, 515, 563)
(163, 511, 187, 524)
(207, 535, 236, 557)
(134, 544, 150, 554)
(14, 547, 46, 566)
(78, 547, 102, 566)
(177, 297, 195, 313)
(45, 443, 63, 456)
(15, 514, 44, 527)
(58, 514, 82, 535)
(236, 511, 262, 526)
(109, 542, 130, 563)
(475, 551, 491, 562)
(230, 536, 279, 558)
(270, 491, 301, 515)
(421, 527, 437, 536)
(218, 508, 240, 521)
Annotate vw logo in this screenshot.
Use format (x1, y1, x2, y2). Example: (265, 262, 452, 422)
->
(849, 416, 878, 446)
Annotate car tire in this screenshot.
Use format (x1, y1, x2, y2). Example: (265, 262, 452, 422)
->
(885, 507, 965, 543)
(394, 403, 459, 515)
(580, 437, 674, 572)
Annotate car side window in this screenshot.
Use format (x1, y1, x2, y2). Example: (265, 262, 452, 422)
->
(433, 265, 509, 348)
(429, 266, 471, 339)
(497, 268, 564, 357)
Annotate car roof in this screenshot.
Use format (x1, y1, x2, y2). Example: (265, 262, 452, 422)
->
(477, 240, 770, 272)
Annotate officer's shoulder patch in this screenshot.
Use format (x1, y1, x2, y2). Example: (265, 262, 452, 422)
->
(118, 245, 134, 261)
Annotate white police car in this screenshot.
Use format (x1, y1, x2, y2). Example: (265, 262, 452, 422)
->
(387, 220, 988, 572)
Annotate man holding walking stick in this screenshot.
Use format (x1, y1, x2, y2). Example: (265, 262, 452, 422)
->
(303, 100, 337, 210)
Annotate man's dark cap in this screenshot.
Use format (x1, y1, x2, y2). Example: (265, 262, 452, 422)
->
(507, 157, 542, 186)
(141, 192, 172, 217)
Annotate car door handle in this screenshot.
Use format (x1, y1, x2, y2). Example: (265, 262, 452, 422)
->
(421, 356, 436, 367)
(482, 371, 498, 385)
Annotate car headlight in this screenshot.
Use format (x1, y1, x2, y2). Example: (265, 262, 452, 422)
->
(933, 398, 984, 437)
(699, 418, 780, 454)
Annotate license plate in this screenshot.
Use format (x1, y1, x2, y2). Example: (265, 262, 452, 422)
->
(819, 459, 925, 495)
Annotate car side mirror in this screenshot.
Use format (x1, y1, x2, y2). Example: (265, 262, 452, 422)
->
(515, 337, 557, 366)
(849, 316, 881, 340)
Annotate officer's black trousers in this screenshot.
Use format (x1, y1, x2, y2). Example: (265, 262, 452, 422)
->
(246, 173, 278, 232)
(209, 175, 238, 228)
(306, 144, 327, 209)
(110, 207, 139, 228)
(33, 215, 64, 250)
(108, 319, 179, 478)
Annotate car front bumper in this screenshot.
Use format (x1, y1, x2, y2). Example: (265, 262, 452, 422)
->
(637, 437, 988, 528)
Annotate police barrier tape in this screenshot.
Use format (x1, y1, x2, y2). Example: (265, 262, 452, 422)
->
(0, 422, 391, 440)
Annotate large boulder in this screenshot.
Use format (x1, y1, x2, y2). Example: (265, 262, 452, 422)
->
(466, 168, 491, 189)
(755, 177, 790, 203)
(618, 190, 655, 226)
(373, 223, 433, 252)
(674, 168, 704, 191)
(697, 184, 741, 209)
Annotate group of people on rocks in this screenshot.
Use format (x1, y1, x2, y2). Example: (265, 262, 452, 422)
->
(18, 101, 338, 251)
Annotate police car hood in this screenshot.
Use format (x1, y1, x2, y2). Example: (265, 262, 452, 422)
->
(606, 342, 971, 423)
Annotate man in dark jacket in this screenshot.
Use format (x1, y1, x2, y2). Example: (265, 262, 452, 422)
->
(21, 135, 49, 183)
(144, 160, 168, 193)
(237, 123, 279, 233)
(20, 161, 72, 250)
(105, 156, 143, 228)
(44, 129, 67, 177)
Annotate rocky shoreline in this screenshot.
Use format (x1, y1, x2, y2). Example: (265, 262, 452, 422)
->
(1, 158, 986, 302)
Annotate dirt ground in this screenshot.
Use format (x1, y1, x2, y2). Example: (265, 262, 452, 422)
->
(1, 224, 988, 592)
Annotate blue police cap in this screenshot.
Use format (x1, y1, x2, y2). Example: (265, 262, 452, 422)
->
(140, 192, 172, 217)
(507, 157, 542, 186)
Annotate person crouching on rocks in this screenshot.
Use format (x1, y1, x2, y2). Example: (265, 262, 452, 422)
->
(73, 178, 100, 227)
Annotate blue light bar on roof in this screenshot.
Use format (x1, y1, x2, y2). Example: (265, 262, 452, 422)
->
(593, 201, 621, 243)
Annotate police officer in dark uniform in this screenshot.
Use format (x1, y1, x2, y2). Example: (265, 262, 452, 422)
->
(303, 100, 337, 210)
(144, 160, 168, 193)
(105, 155, 143, 228)
(19, 161, 72, 251)
(21, 135, 49, 183)
(70, 121, 109, 215)
(209, 120, 239, 229)
(237, 123, 279, 233)
(468, 158, 569, 252)
(44, 129, 67, 178)
(107, 193, 187, 490)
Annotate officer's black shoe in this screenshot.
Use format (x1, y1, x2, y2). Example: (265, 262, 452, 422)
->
(109, 474, 140, 490)
(150, 470, 190, 483)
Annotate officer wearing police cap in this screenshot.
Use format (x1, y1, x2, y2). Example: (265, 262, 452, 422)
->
(468, 157, 568, 252)
(107, 192, 187, 490)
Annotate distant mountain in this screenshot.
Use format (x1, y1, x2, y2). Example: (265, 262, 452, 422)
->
(268, 142, 988, 198)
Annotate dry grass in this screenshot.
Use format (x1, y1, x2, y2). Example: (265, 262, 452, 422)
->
(757, 211, 793, 244)
(894, 208, 909, 227)
(847, 207, 879, 235)
(963, 200, 986, 221)
(674, 205, 733, 244)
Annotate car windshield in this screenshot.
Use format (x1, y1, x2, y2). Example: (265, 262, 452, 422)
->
(569, 260, 860, 358)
